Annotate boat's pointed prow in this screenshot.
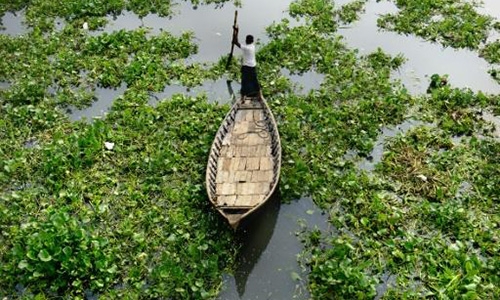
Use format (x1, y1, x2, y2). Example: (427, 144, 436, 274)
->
(228, 218, 240, 230)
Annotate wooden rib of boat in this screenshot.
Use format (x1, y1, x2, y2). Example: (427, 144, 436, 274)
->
(206, 95, 281, 229)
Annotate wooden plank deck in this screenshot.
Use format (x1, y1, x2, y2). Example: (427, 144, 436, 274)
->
(215, 102, 273, 208)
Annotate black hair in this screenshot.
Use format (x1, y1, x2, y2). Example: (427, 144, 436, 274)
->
(245, 35, 254, 44)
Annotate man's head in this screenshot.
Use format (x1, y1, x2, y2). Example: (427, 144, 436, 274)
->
(245, 35, 254, 45)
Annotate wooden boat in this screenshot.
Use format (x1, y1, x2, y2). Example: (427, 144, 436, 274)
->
(206, 96, 281, 229)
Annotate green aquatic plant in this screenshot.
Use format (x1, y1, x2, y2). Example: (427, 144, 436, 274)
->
(480, 40, 500, 64)
(366, 47, 406, 70)
(379, 126, 458, 200)
(335, 0, 368, 24)
(2, 0, 235, 31)
(287, 0, 368, 33)
(289, 0, 339, 34)
(2, 0, 500, 298)
(424, 84, 494, 136)
(480, 41, 500, 64)
(306, 234, 377, 299)
(267, 1, 500, 298)
(426, 73, 448, 93)
(0, 95, 237, 297)
(0, 21, 206, 109)
(481, 40, 500, 85)
(0, 7, 235, 295)
(4, 208, 118, 294)
(377, 0, 495, 50)
(469, 138, 500, 202)
(126, 0, 172, 17)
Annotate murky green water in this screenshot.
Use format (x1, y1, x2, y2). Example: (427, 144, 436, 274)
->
(217, 195, 330, 300)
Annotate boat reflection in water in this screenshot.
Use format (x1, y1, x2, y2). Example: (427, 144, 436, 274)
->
(233, 191, 281, 297)
(218, 194, 328, 300)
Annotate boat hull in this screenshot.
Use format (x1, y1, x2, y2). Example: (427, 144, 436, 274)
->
(206, 96, 281, 229)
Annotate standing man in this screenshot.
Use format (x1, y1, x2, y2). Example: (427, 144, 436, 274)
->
(232, 25, 261, 98)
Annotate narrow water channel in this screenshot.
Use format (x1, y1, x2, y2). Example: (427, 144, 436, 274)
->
(217, 195, 330, 300)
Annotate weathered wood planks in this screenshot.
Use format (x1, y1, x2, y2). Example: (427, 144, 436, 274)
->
(206, 96, 281, 229)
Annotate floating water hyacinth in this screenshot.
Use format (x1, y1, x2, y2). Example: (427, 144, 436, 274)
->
(0, 0, 499, 298)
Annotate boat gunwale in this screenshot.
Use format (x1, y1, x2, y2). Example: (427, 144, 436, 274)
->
(205, 96, 281, 228)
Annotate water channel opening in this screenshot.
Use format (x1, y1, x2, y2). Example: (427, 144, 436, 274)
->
(218, 193, 330, 300)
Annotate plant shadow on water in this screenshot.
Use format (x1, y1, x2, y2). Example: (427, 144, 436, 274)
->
(217, 193, 329, 300)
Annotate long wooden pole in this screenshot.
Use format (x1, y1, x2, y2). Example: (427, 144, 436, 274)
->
(226, 10, 238, 70)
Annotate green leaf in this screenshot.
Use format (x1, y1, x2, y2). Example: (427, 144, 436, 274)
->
(38, 249, 52, 262)
(18, 260, 29, 269)
(106, 265, 118, 274)
(166, 233, 177, 242)
(63, 246, 73, 256)
(27, 251, 37, 260)
(32, 271, 43, 278)
(95, 280, 104, 288)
